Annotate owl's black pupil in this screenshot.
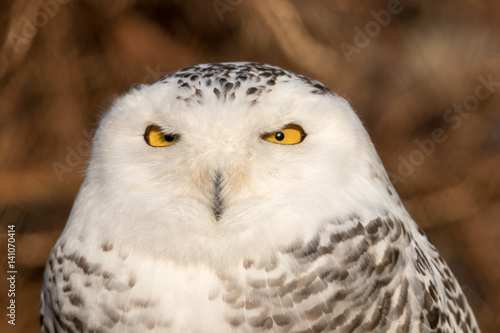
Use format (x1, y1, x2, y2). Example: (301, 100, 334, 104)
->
(275, 131, 285, 141)
(164, 134, 175, 142)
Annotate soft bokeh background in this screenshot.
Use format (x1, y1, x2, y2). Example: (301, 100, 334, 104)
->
(0, 0, 499, 332)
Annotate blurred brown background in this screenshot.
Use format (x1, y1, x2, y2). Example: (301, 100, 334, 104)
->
(0, 0, 499, 332)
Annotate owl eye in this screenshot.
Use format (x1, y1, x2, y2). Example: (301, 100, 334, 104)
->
(144, 125, 178, 147)
(261, 124, 306, 145)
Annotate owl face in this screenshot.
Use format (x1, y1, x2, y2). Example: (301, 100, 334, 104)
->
(79, 63, 383, 266)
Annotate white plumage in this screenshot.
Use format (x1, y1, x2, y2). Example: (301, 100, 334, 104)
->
(41, 62, 480, 332)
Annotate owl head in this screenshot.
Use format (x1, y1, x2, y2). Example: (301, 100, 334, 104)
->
(66, 63, 396, 268)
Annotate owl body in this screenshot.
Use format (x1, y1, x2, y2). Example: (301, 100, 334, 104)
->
(41, 63, 479, 332)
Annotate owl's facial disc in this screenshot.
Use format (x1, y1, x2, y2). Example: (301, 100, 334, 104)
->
(140, 120, 311, 224)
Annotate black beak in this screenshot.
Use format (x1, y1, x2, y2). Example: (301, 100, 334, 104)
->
(212, 171, 224, 221)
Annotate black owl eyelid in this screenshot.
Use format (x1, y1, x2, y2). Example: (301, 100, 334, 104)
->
(260, 123, 307, 145)
(263, 123, 304, 133)
(144, 124, 179, 147)
(146, 124, 177, 134)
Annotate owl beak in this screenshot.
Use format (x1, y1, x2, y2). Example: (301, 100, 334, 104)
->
(212, 171, 224, 221)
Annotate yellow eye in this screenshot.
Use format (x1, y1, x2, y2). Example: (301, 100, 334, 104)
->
(261, 124, 306, 145)
(144, 125, 178, 147)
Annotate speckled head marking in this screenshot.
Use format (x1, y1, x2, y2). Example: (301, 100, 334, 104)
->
(152, 62, 332, 105)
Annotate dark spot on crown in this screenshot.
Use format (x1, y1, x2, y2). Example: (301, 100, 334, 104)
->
(247, 87, 258, 95)
(195, 88, 203, 98)
(224, 82, 234, 93)
(214, 88, 221, 99)
(218, 78, 227, 86)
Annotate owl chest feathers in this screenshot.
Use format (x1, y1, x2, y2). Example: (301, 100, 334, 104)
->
(41, 211, 462, 333)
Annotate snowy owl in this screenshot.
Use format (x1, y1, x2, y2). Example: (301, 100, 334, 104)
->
(40, 62, 480, 332)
